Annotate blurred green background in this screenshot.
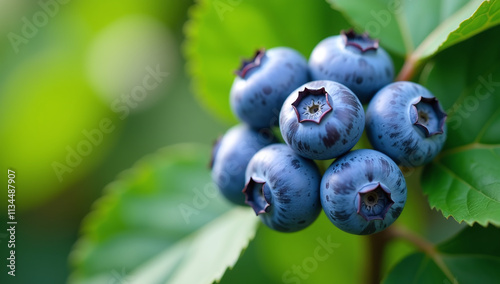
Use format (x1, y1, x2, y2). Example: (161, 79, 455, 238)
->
(0, 1, 230, 283)
(0, 1, 470, 283)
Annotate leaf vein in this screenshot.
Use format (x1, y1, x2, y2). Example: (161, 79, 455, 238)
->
(433, 160, 500, 205)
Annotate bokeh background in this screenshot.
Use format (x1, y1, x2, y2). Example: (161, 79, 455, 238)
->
(0, 1, 230, 283)
(0, 1, 470, 283)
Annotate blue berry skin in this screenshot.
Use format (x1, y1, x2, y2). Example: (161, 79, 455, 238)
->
(308, 30, 394, 104)
(366, 81, 447, 167)
(243, 144, 322, 232)
(211, 124, 277, 206)
(230, 47, 309, 129)
(320, 149, 407, 235)
(280, 80, 365, 160)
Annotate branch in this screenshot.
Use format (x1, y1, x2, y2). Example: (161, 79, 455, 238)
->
(387, 225, 456, 282)
(364, 228, 395, 284)
(395, 55, 418, 82)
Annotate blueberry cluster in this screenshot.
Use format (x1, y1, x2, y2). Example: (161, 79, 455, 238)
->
(210, 30, 447, 235)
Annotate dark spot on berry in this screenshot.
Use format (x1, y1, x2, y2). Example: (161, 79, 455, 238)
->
(389, 131, 401, 138)
(379, 158, 391, 175)
(322, 123, 340, 148)
(391, 206, 403, 219)
(365, 159, 374, 182)
(358, 58, 367, 68)
(385, 67, 392, 78)
(263, 86, 272, 95)
(345, 122, 353, 135)
(356, 77, 363, 84)
(360, 222, 377, 235)
(340, 162, 351, 171)
(297, 141, 304, 151)
(332, 210, 350, 222)
(336, 108, 359, 125)
(291, 159, 300, 169)
(344, 73, 351, 81)
(279, 195, 292, 204)
(277, 211, 288, 219)
(298, 220, 306, 224)
(286, 121, 298, 144)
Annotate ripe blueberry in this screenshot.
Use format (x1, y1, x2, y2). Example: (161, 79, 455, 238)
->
(280, 80, 365, 160)
(211, 124, 277, 206)
(308, 30, 394, 103)
(366, 81, 447, 167)
(243, 144, 322, 232)
(320, 149, 407, 235)
(230, 47, 309, 129)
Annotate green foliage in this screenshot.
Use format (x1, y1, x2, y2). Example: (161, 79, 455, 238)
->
(130, 207, 258, 284)
(327, 0, 490, 60)
(384, 225, 500, 284)
(422, 25, 500, 226)
(438, 0, 500, 54)
(70, 0, 500, 283)
(69, 144, 238, 284)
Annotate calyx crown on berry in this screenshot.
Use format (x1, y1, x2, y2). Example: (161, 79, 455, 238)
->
(243, 177, 271, 215)
(357, 183, 394, 221)
(411, 96, 447, 138)
(235, 48, 265, 78)
(341, 29, 379, 53)
(291, 87, 333, 124)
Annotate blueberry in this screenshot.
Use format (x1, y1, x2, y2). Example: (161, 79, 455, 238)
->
(211, 124, 277, 206)
(230, 47, 309, 129)
(320, 149, 407, 235)
(279, 80, 365, 160)
(308, 30, 394, 103)
(366, 81, 447, 167)
(243, 144, 322, 232)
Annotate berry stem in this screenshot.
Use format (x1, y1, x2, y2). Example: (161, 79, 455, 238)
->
(364, 228, 394, 284)
(395, 55, 418, 81)
(382, 225, 456, 282)
(388, 225, 434, 255)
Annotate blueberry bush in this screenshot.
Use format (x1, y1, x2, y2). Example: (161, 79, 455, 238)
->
(70, 1, 500, 283)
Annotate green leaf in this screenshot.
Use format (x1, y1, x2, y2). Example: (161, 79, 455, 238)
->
(327, 0, 498, 62)
(128, 207, 259, 284)
(184, 0, 350, 123)
(69, 143, 258, 284)
(383, 225, 500, 284)
(421, 26, 500, 226)
(438, 224, 500, 256)
(438, 0, 500, 54)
